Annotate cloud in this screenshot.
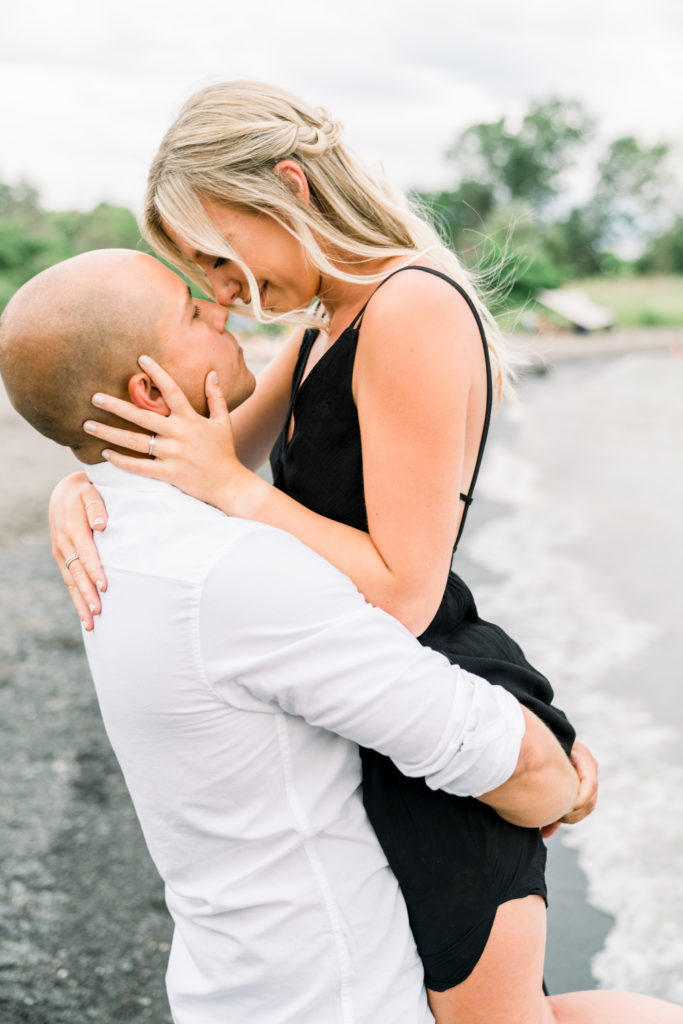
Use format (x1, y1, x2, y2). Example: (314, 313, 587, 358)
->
(1, 0, 681, 209)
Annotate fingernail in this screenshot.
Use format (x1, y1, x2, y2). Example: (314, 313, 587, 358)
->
(101, 450, 111, 461)
(89, 604, 96, 614)
(83, 420, 96, 433)
(93, 517, 106, 526)
(92, 394, 105, 406)
(210, 371, 218, 385)
(96, 580, 105, 592)
(139, 355, 151, 366)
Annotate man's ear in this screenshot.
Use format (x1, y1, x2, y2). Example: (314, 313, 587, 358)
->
(128, 372, 171, 416)
(273, 160, 310, 204)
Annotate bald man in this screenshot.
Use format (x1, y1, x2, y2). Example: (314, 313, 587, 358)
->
(0, 251, 584, 1024)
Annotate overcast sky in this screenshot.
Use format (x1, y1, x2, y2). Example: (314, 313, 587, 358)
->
(2, 0, 681, 214)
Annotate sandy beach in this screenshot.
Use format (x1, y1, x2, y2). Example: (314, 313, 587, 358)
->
(1, 327, 681, 1019)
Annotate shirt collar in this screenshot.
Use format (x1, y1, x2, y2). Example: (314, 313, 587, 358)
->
(86, 461, 176, 498)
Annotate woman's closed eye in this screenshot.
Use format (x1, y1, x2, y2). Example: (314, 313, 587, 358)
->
(213, 256, 227, 269)
(192, 305, 200, 320)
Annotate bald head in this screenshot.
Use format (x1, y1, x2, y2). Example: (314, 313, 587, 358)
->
(0, 250, 169, 461)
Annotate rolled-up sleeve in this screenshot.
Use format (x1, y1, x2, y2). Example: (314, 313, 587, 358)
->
(199, 525, 525, 798)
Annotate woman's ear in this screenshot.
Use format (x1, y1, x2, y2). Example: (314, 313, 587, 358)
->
(273, 160, 310, 204)
(128, 372, 171, 416)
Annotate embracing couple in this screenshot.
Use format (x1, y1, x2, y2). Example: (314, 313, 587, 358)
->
(2, 81, 680, 1024)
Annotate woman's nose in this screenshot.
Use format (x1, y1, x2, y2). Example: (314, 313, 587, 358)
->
(210, 275, 248, 307)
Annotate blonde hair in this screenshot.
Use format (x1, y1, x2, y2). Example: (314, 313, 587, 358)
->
(142, 79, 516, 399)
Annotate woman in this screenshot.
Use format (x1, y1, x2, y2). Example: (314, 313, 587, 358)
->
(51, 81, 682, 1023)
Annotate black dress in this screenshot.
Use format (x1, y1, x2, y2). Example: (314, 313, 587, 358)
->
(270, 267, 575, 990)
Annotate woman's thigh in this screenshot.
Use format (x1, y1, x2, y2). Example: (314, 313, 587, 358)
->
(427, 895, 552, 1024)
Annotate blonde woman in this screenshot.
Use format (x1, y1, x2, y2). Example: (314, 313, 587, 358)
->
(50, 82, 682, 1024)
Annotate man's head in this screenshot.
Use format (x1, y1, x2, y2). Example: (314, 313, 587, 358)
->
(0, 249, 255, 463)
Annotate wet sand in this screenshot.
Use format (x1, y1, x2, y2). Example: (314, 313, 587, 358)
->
(1, 327, 681, 1018)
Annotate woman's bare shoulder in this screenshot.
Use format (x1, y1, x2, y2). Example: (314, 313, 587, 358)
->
(358, 265, 484, 373)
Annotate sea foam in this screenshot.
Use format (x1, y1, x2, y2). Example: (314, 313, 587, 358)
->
(463, 373, 683, 1000)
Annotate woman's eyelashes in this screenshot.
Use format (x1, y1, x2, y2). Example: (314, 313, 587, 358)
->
(213, 256, 227, 269)
(192, 305, 201, 320)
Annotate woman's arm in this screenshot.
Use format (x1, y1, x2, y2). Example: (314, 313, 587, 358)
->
(352, 272, 484, 630)
(88, 272, 482, 635)
(230, 272, 482, 633)
(49, 471, 111, 628)
(230, 325, 306, 470)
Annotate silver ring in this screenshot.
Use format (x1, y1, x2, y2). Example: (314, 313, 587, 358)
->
(65, 553, 80, 571)
(148, 434, 157, 457)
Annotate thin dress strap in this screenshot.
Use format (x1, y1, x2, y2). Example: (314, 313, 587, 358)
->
(282, 327, 319, 441)
(350, 265, 493, 550)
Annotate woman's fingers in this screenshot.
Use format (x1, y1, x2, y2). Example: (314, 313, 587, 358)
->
(54, 513, 106, 620)
(91, 392, 163, 431)
(205, 370, 230, 423)
(79, 484, 108, 586)
(84, 420, 157, 456)
(84, 497, 108, 531)
(138, 354, 194, 413)
(100, 449, 168, 479)
(49, 473, 109, 628)
(55, 556, 96, 630)
(86, 358, 197, 450)
(52, 527, 104, 628)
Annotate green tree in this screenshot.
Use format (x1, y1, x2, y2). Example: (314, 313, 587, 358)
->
(421, 101, 676, 290)
(418, 180, 496, 254)
(49, 203, 141, 252)
(547, 136, 671, 276)
(446, 98, 595, 211)
(419, 99, 598, 298)
(0, 180, 143, 312)
(637, 218, 683, 274)
(592, 135, 670, 245)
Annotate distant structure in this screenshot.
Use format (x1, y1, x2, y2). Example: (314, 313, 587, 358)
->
(536, 288, 615, 332)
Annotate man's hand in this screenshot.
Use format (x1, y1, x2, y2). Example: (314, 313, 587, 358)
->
(541, 740, 598, 838)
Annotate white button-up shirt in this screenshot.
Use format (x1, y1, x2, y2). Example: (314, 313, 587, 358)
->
(83, 464, 524, 1024)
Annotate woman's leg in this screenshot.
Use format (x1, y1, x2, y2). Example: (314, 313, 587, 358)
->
(427, 895, 683, 1024)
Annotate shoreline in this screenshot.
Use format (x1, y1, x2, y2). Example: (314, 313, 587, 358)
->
(242, 324, 683, 374)
(522, 325, 683, 366)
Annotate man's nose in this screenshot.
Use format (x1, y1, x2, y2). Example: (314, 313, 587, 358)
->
(213, 303, 230, 331)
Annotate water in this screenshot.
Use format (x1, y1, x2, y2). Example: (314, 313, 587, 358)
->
(459, 349, 683, 999)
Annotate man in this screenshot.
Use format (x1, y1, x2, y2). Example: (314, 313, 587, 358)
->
(0, 251, 589, 1024)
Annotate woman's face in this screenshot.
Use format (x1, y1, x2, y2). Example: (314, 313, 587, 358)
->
(165, 197, 320, 314)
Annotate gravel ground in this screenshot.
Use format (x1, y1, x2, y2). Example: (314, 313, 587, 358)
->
(0, 388, 174, 1022)
(0, 533, 173, 1023)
